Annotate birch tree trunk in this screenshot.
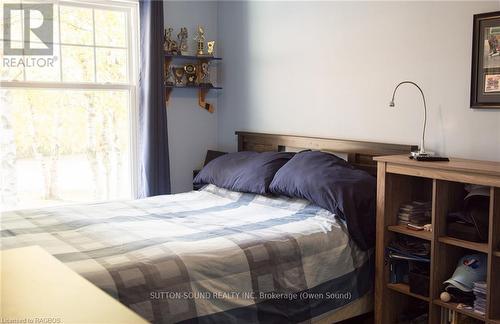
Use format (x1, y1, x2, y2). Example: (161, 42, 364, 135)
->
(100, 109, 112, 199)
(26, 102, 51, 200)
(0, 90, 19, 207)
(110, 110, 122, 197)
(85, 93, 100, 200)
(47, 109, 62, 199)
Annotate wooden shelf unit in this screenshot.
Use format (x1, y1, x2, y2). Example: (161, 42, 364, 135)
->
(374, 155, 500, 324)
(163, 53, 222, 113)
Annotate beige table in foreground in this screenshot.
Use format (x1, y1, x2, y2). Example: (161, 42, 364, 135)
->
(0, 245, 148, 324)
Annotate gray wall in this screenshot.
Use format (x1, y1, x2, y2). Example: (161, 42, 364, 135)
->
(164, 1, 219, 193)
(165, 1, 500, 193)
(217, 1, 500, 161)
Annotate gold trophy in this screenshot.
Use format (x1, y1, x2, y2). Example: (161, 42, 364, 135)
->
(164, 62, 174, 85)
(163, 29, 169, 52)
(194, 25, 205, 56)
(164, 27, 178, 54)
(177, 27, 188, 55)
(198, 62, 211, 86)
(184, 64, 197, 86)
(173, 67, 185, 86)
(207, 41, 215, 56)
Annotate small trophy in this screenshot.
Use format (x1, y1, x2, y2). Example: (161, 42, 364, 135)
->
(163, 29, 169, 51)
(173, 67, 185, 86)
(164, 62, 174, 85)
(207, 41, 215, 56)
(184, 64, 197, 86)
(177, 27, 188, 55)
(164, 28, 178, 54)
(194, 25, 205, 56)
(198, 61, 212, 86)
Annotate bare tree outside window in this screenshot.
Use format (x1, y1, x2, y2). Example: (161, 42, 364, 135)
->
(0, 1, 138, 211)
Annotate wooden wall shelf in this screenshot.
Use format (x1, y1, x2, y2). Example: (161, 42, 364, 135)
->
(374, 155, 500, 324)
(163, 52, 222, 113)
(165, 85, 223, 90)
(164, 54, 222, 61)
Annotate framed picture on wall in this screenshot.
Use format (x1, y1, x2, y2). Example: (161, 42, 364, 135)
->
(471, 11, 500, 109)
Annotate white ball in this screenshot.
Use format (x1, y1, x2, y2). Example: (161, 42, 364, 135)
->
(440, 292, 451, 302)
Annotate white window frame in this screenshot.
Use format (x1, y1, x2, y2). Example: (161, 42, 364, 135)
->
(0, 0, 140, 198)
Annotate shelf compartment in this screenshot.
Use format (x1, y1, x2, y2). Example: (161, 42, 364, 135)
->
(491, 187, 500, 262)
(433, 299, 485, 321)
(489, 255, 500, 321)
(387, 283, 429, 302)
(388, 225, 432, 241)
(384, 173, 433, 230)
(434, 180, 492, 247)
(438, 236, 488, 253)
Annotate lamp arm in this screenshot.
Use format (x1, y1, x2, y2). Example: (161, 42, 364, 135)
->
(390, 81, 427, 154)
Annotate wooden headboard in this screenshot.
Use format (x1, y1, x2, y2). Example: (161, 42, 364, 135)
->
(236, 131, 417, 175)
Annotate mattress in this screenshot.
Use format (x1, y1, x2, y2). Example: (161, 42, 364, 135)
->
(1, 184, 373, 323)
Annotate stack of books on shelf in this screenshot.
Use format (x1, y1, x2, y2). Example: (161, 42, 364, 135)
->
(398, 201, 432, 230)
(472, 281, 486, 315)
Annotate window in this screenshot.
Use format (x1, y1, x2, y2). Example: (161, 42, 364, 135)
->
(0, 0, 139, 211)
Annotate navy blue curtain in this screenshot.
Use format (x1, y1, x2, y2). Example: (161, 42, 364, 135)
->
(138, 0, 171, 197)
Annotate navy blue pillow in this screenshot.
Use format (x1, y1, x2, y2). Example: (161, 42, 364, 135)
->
(269, 151, 376, 250)
(193, 151, 295, 195)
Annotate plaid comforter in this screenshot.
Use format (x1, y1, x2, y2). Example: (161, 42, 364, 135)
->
(1, 185, 372, 323)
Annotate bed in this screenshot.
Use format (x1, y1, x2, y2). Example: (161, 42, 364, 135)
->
(1, 132, 415, 323)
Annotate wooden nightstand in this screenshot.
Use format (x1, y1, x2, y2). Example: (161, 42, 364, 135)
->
(374, 155, 500, 324)
(0, 246, 148, 324)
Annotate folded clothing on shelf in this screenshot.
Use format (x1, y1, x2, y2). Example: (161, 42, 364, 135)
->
(387, 236, 430, 285)
(390, 235, 431, 257)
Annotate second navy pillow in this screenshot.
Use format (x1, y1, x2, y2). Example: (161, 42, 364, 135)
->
(269, 150, 376, 250)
